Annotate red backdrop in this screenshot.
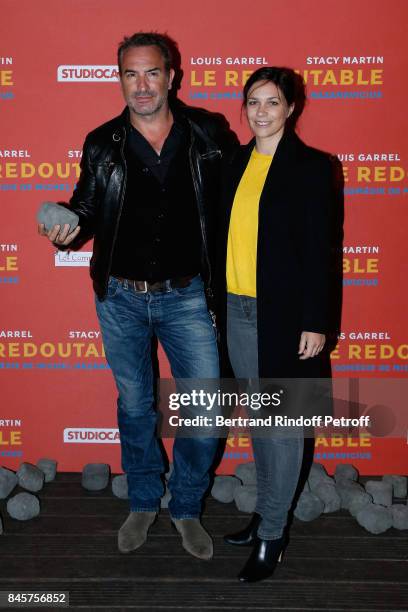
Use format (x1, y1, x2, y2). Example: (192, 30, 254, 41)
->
(1, 0, 407, 475)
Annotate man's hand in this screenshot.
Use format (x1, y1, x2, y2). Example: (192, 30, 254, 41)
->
(38, 223, 81, 247)
(298, 331, 326, 360)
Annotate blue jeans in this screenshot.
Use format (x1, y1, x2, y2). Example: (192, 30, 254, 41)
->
(95, 275, 219, 518)
(227, 292, 304, 540)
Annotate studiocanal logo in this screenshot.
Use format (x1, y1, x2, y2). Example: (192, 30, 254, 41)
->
(342, 245, 380, 287)
(0, 417, 23, 458)
(338, 151, 408, 198)
(0, 243, 19, 285)
(0, 56, 14, 101)
(63, 428, 120, 443)
(57, 66, 119, 82)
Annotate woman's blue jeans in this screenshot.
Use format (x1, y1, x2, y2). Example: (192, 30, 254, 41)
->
(95, 275, 219, 518)
(227, 292, 304, 540)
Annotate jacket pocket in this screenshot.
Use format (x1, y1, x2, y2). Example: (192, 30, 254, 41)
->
(200, 149, 222, 160)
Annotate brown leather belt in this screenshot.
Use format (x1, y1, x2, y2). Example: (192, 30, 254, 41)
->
(113, 274, 196, 293)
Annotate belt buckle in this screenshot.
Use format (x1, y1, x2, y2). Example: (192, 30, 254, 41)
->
(133, 280, 148, 293)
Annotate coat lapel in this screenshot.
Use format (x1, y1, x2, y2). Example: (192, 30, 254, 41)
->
(224, 140, 254, 215)
(260, 130, 300, 202)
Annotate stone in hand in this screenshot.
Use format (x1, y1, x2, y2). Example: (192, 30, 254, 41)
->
(37, 202, 79, 233)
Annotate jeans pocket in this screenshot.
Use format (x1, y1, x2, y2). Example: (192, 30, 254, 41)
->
(106, 276, 120, 298)
(173, 275, 203, 297)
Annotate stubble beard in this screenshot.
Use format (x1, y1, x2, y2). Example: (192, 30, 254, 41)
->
(129, 93, 167, 117)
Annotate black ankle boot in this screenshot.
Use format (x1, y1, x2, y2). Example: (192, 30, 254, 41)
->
(237, 535, 286, 582)
(224, 513, 262, 546)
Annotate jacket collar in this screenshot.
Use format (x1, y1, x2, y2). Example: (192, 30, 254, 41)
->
(111, 108, 128, 144)
(112, 103, 189, 141)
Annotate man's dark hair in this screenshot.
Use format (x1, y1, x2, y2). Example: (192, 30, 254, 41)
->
(243, 67, 306, 130)
(117, 32, 174, 74)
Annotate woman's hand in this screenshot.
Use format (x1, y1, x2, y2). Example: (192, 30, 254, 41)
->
(298, 331, 325, 360)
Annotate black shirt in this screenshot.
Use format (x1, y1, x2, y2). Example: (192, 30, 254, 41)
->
(127, 119, 183, 184)
(110, 115, 202, 281)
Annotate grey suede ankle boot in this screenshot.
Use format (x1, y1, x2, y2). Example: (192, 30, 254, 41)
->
(118, 511, 157, 553)
(171, 518, 213, 560)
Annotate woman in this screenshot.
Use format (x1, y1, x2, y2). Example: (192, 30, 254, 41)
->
(219, 67, 334, 582)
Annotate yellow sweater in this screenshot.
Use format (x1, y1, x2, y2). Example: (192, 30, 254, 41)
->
(226, 148, 273, 297)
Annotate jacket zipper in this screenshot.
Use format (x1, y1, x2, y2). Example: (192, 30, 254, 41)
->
(188, 125, 213, 297)
(105, 126, 127, 294)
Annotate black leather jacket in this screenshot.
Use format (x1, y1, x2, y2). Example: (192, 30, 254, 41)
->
(65, 102, 237, 300)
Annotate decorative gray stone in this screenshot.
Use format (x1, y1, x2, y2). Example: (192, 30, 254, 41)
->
(17, 463, 44, 492)
(211, 476, 241, 503)
(111, 474, 128, 499)
(307, 462, 330, 490)
(309, 474, 335, 492)
(235, 462, 257, 485)
(383, 475, 407, 499)
(0, 467, 18, 499)
(356, 503, 393, 534)
(36, 458, 57, 483)
(313, 481, 341, 513)
(365, 480, 393, 507)
(391, 504, 408, 530)
(294, 491, 324, 521)
(7, 492, 40, 520)
(234, 484, 257, 513)
(334, 464, 359, 483)
(335, 480, 364, 510)
(37, 201, 79, 233)
(81, 463, 110, 491)
(161, 486, 171, 509)
(349, 491, 373, 518)
(165, 464, 174, 481)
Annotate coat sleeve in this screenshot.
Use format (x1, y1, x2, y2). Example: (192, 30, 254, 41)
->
(300, 153, 335, 334)
(211, 115, 239, 163)
(191, 108, 239, 161)
(55, 135, 98, 251)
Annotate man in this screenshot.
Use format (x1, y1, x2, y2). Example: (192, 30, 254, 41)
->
(38, 32, 237, 560)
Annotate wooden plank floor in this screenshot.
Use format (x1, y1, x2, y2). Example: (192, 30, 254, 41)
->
(0, 473, 407, 611)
